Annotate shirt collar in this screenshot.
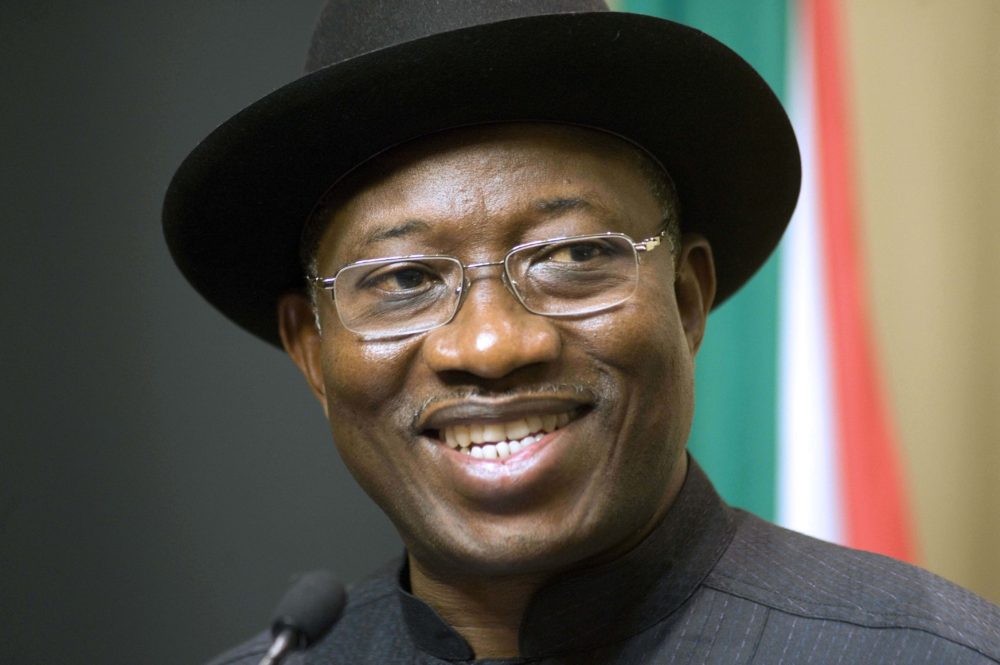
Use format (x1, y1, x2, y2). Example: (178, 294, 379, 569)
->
(397, 457, 737, 660)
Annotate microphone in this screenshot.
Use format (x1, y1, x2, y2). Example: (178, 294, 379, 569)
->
(259, 570, 346, 665)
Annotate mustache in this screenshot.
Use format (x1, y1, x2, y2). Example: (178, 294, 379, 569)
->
(412, 382, 594, 428)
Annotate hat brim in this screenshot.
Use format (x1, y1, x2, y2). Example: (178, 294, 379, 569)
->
(163, 11, 800, 348)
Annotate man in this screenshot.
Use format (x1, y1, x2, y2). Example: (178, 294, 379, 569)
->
(164, 2, 1000, 663)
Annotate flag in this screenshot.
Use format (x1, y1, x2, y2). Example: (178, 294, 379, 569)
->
(616, 0, 916, 561)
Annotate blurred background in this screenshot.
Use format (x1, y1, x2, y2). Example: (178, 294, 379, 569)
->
(1, 1, 997, 663)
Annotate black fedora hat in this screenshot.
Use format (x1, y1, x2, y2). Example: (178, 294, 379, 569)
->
(163, 0, 800, 348)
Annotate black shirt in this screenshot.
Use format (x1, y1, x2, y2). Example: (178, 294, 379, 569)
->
(207, 460, 1000, 664)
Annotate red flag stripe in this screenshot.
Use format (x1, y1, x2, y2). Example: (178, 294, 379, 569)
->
(808, 0, 916, 561)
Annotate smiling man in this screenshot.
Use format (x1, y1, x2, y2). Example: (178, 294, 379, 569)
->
(164, 1, 1000, 663)
(277, 125, 711, 656)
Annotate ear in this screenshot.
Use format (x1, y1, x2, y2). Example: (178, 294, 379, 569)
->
(278, 292, 329, 415)
(673, 233, 716, 355)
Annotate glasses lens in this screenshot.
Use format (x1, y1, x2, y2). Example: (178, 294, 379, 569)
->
(507, 235, 639, 316)
(333, 257, 462, 337)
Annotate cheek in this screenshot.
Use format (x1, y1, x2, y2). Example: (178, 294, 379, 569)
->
(320, 333, 421, 463)
(574, 277, 695, 443)
(320, 335, 423, 506)
(576, 273, 689, 379)
(323, 333, 416, 411)
(635, 288, 695, 418)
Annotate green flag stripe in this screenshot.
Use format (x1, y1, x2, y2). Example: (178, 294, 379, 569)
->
(617, 0, 788, 520)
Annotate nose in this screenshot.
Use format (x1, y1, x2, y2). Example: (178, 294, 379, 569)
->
(421, 275, 561, 379)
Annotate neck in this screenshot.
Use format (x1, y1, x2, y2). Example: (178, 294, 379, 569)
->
(408, 559, 546, 658)
(406, 457, 689, 658)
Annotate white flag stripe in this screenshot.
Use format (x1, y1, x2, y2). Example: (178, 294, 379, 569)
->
(777, 0, 843, 544)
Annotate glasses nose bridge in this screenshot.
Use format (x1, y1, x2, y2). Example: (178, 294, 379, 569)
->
(463, 257, 506, 272)
(456, 256, 521, 311)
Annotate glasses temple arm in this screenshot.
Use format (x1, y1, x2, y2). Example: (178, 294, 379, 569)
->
(634, 230, 668, 253)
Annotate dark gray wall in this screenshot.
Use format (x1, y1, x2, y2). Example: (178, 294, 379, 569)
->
(1, 2, 400, 663)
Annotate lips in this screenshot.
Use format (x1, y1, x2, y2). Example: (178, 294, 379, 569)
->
(442, 412, 572, 459)
(417, 391, 592, 463)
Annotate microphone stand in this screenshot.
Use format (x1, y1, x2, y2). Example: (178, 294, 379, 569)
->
(258, 627, 298, 665)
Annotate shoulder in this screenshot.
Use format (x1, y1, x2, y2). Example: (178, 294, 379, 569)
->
(202, 560, 403, 665)
(705, 510, 1000, 662)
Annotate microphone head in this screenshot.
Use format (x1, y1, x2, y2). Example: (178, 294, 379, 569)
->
(270, 569, 346, 647)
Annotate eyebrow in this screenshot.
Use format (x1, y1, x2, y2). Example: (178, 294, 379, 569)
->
(533, 196, 594, 215)
(362, 219, 431, 246)
(533, 196, 625, 228)
(359, 197, 609, 248)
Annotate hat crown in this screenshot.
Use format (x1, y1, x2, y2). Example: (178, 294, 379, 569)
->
(305, 0, 609, 72)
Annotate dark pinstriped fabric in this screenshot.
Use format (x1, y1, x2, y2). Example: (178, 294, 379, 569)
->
(206, 461, 1000, 664)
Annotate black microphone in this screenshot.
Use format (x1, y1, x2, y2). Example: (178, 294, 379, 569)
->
(259, 570, 346, 665)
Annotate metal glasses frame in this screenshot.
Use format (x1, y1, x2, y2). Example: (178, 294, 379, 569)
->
(310, 231, 668, 338)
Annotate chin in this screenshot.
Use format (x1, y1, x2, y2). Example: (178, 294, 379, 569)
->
(405, 497, 649, 581)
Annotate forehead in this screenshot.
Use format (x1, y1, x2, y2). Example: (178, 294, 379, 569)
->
(312, 123, 661, 264)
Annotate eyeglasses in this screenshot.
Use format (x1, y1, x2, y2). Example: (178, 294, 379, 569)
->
(311, 231, 668, 339)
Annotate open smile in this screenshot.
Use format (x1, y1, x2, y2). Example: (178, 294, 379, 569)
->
(420, 402, 591, 504)
(440, 412, 574, 459)
(417, 392, 593, 464)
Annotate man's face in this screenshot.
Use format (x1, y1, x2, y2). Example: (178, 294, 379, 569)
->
(281, 124, 714, 580)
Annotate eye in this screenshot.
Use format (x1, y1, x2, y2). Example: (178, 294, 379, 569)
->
(538, 239, 618, 265)
(547, 243, 602, 262)
(359, 262, 440, 294)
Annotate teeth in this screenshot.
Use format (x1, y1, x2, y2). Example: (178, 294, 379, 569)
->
(440, 411, 575, 460)
(470, 423, 484, 444)
(483, 423, 505, 442)
(505, 419, 530, 440)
